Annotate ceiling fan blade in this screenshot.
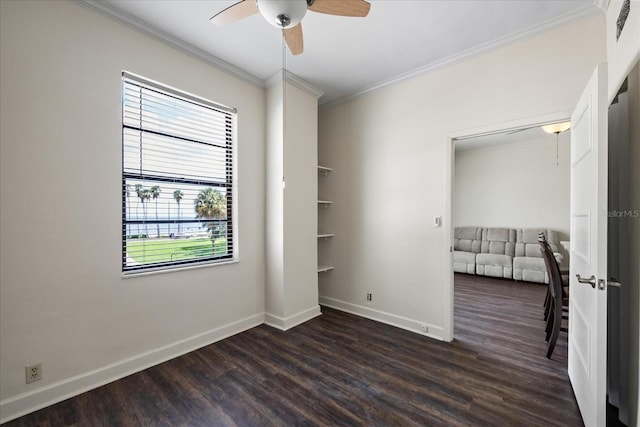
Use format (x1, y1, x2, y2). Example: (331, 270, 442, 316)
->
(284, 23, 304, 56)
(210, 0, 259, 25)
(309, 0, 371, 17)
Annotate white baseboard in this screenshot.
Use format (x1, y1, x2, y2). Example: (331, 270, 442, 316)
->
(0, 313, 265, 424)
(1, 302, 435, 422)
(319, 296, 446, 341)
(264, 305, 322, 331)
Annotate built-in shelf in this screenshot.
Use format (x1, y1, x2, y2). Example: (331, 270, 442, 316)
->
(318, 164, 333, 275)
(317, 265, 334, 273)
(317, 233, 334, 239)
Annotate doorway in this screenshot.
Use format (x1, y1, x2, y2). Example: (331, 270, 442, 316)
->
(454, 125, 571, 261)
(445, 115, 572, 340)
(443, 113, 574, 340)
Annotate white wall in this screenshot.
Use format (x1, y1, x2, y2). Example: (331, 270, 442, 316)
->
(265, 75, 321, 329)
(606, 0, 640, 101)
(0, 0, 266, 421)
(318, 14, 605, 341)
(283, 82, 320, 322)
(454, 134, 571, 241)
(266, 81, 286, 320)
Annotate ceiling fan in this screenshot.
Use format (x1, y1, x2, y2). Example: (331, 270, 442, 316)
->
(210, 0, 371, 55)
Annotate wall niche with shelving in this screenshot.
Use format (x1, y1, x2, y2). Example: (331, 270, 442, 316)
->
(317, 165, 333, 273)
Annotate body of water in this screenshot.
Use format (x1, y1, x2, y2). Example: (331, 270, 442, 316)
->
(125, 221, 209, 238)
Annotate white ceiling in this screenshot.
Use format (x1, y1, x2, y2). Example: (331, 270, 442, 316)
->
(84, 0, 601, 105)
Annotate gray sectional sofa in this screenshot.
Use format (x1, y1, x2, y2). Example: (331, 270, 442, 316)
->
(452, 227, 482, 274)
(454, 226, 561, 284)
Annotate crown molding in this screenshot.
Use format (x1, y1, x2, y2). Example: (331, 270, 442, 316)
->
(265, 70, 324, 100)
(74, 0, 602, 109)
(74, 0, 264, 89)
(593, 0, 610, 12)
(286, 71, 324, 99)
(320, 4, 602, 109)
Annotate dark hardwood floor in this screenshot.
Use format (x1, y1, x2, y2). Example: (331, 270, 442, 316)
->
(4, 274, 582, 426)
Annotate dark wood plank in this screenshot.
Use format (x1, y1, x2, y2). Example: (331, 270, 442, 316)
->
(3, 274, 582, 426)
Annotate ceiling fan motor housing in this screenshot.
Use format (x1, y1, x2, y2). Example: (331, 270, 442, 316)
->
(257, 0, 308, 29)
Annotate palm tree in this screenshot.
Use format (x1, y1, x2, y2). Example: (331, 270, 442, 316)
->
(150, 185, 161, 238)
(142, 190, 152, 237)
(125, 184, 132, 237)
(136, 185, 151, 237)
(194, 188, 226, 243)
(194, 188, 226, 219)
(134, 184, 143, 236)
(173, 189, 183, 234)
(167, 193, 171, 235)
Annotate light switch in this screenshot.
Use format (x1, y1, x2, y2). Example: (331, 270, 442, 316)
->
(433, 216, 441, 227)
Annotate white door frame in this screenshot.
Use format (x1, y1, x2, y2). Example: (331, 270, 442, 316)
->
(443, 110, 573, 341)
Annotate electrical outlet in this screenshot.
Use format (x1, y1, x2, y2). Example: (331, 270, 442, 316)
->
(366, 293, 372, 302)
(421, 325, 429, 333)
(25, 363, 42, 384)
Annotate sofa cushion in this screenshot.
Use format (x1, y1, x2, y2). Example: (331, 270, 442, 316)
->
(476, 253, 513, 279)
(454, 227, 482, 253)
(454, 251, 477, 264)
(476, 253, 513, 268)
(480, 228, 516, 257)
(513, 256, 548, 283)
(453, 251, 476, 274)
(513, 256, 547, 272)
(515, 228, 560, 258)
(515, 269, 547, 283)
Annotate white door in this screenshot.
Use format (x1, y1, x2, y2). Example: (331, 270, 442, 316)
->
(569, 63, 608, 427)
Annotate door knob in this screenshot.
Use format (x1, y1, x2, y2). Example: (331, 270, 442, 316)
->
(576, 274, 596, 288)
(608, 278, 622, 288)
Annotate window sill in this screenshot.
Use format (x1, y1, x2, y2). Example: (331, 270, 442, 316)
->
(121, 258, 239, 279)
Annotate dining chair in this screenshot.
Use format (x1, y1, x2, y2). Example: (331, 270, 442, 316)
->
(539, 234, 568, 358)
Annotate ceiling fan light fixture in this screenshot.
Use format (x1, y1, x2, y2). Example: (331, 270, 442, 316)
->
(541, 121, 571, 134)
(542, 121, 571, 167)
(257, 0, 307, 29)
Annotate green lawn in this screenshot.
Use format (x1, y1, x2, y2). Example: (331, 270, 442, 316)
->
(126, 237, 227, 265)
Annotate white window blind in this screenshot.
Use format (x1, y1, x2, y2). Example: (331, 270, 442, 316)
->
(122, 72, 235, 272)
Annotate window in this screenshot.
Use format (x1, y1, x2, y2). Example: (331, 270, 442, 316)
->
(122, 72, 236, 273)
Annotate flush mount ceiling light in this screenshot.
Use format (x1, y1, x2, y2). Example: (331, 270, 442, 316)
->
(541, 121, 571, 166)
(257, 0, 307, 29)
(541, 122, 571, 135)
